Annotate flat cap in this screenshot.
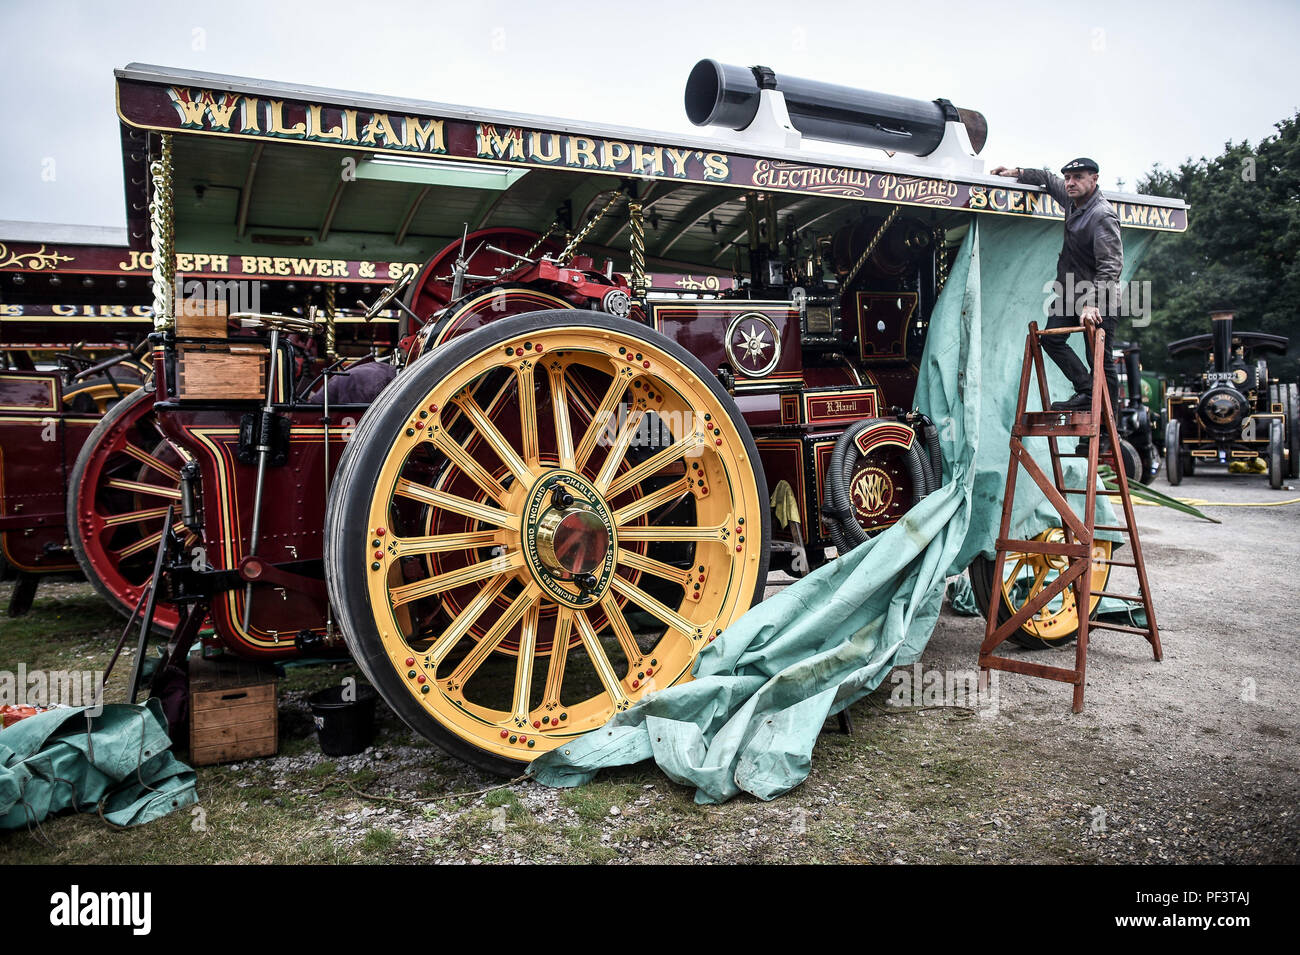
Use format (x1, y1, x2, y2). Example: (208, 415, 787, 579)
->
(1061, 157, 1099, 174)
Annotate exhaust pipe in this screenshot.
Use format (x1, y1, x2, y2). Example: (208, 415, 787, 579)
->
(684, 59, 987, 156)
(1210, 307, 1235, 374)
(1123, 346, 1143, 404)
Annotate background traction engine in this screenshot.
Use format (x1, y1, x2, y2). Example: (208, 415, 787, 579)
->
(1164, 308, 1296, 489)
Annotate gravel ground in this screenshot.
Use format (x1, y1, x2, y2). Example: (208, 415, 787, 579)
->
(913, 468, 1300, 863)
(4, 469, 1296, 864)
(254, 468, 1299, 864)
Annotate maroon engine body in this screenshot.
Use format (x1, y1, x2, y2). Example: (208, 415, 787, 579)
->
(0, 371, 100, 575)
(146, 221, 937, 661)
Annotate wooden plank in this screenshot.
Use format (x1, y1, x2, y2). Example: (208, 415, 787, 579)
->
(193, 716, 277, 744)
(189, 712, 274, 743)
(175, 298, 229, 338)
(191, 700, 277, 729)
(978, 655, 1081, 684)
(995, 537, 1089, 558)
(176, 347, 266, 400)
(191, 682, 275, 711)
(190, 736, 277, 766)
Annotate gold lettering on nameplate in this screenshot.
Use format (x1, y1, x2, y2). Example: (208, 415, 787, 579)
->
(163, 87, 448, 155)
(753, 160, 871, 196)
(876, 174, 957, 206)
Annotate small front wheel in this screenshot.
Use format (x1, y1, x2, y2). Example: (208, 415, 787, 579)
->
(1165, 420, 1183, 486)
(1269, 419, 1285, 490)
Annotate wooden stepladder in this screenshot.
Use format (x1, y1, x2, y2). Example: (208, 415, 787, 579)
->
(979, 321, 1162, 712)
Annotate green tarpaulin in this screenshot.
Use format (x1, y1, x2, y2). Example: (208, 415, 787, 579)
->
(530, 217, 1153, 803)
(0, 698, 197, 829)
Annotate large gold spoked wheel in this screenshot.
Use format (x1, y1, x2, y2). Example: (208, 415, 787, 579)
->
(969, 527, 1112, 650)
(326, 310, 769, 775)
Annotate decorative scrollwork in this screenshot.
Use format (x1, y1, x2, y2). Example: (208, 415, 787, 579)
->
(0, 243, 74, 271)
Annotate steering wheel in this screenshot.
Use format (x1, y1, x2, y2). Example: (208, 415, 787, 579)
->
(229, 312, 323, 335)
(365, 267, 417, 321)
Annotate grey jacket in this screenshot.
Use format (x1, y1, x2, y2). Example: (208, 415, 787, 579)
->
(1017, 167, 1123, 316)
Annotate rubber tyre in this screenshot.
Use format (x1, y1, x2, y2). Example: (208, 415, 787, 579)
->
(969, 530, 1112, 650)
(1165, 419, 1182, 486)
(325, 310, 770, 776)
(1117, 437, 1142, 484)
(1138, 442, 1159, 485)
(1269, 419, 1284, 490)
(1286, 383, 1299, 479)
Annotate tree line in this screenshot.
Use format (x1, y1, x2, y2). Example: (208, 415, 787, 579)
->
(1132, 111, 1299, 387)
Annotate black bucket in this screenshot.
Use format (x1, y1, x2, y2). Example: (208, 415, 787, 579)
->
(308, 683, 378, 756)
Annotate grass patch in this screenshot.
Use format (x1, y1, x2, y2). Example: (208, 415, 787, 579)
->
(361, 827, 399, 854)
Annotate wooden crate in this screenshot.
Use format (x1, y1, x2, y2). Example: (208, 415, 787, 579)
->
(175, 343, 268, 400)
(175, 297, 229, 339)
(188, 657, 279, 766)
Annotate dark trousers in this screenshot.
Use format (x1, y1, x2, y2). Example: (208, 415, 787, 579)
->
(1040, 311, 1120, 414)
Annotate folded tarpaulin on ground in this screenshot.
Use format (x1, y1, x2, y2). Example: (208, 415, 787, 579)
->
(530, 217, 1153, 803)
(0, 697, 197, 829)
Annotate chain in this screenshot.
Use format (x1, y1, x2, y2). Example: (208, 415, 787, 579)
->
(324, 283, 337, 360)
(558, 192, 622, 263)
(841, 205, 900, 291)
(524, 223, 557, 260)
(933, 225, 948, 296)
(149, 134, 175, 330)
(628, 199, 647, 299)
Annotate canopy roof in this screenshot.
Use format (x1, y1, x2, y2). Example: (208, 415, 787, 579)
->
(114, 63, 1188, 275)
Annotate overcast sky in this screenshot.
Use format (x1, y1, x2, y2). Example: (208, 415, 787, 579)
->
(2, 0, 1297, 230)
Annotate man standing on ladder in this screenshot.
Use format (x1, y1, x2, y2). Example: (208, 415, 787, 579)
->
(990, 158, 1124, 431)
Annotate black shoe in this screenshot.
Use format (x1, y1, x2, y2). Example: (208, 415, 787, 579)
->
(1051, 391, 1092, 412)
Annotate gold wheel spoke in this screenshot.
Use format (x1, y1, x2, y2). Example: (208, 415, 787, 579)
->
(509, 599, 540, 726)
(618, 521, 729, 543)
(452, 392, 532, 486)
(117, 529, 163, 560)
(1030, 563, 1051, 595)
(389, 550, 523, 607)
(605, 431, 706, 500)
(613, 476, 693, 526)
(615, 547, 692, 587)
(546, 363, 576, 471)
(425, 575, 512, 667)
(426, 426, 509, 502)
(393, 529, 501, 557)
(102, 506, 170, 528)
(599, 594, 644, 667)
(593, 408, 646, 493)
(516, 364, 540, 469)
(541, 607, 573, 710)
(394, 479, 516, 528)
(574, 370, 631, 472)
(448, 584, 540, 686)
(105, 478, 181, 500)
(574, 608, 630, 710)
(608, 575, 698, 641)
(122, 443, 181, 482)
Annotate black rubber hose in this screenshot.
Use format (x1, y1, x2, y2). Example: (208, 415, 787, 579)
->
(916, 414, 943, 493)
(823, 417, 928, 554)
